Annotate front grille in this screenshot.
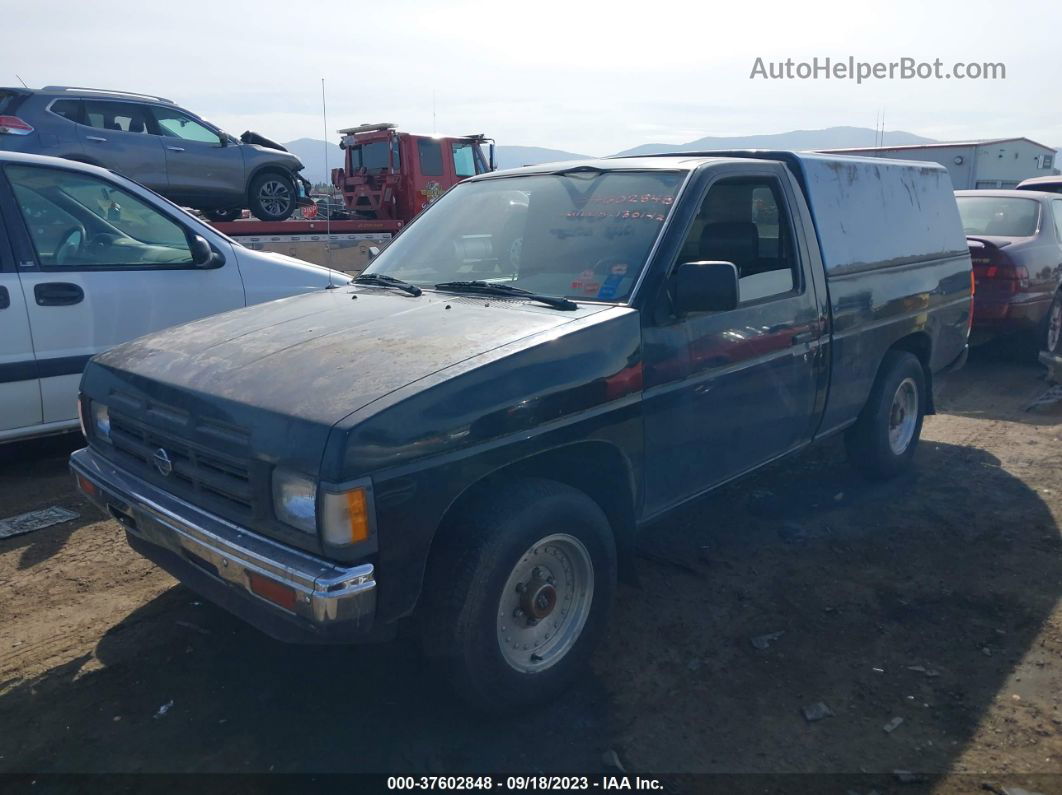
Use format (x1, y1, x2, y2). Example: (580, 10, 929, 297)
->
(108, 409, 255, 518)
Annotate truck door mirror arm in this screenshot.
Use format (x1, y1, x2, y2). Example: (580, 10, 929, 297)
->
(672, 261, 740, 314)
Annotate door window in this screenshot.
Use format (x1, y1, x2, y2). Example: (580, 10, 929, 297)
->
(6, 164, 194, 268)
(49, 99, 83, 123)
(418, 139, 444, 176)
(1053, 200, 1062, 239)
(451, 142, 476, 177)
(83, 100, 153, 134)
(151, 108, 221, 144)
(677, 176, 799, 304)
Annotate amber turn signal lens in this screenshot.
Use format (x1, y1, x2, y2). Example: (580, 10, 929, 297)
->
(320, 486, 373, 546)
(346, 489, 369, 544)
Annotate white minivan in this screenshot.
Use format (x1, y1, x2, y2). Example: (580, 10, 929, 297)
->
(0, 152, 348, 442)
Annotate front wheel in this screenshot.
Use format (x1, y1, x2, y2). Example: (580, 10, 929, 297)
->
(248, 172, 297, 221)
(202, 207, 243, 223)
(845, 351, 926, 480)
(421, 479, 617, 711)
(1044, 291, 1062, 354)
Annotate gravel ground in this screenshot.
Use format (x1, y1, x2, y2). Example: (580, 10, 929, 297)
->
(1, 343, 1060, 793)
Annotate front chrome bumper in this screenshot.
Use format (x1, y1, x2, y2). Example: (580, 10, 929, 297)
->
(70, 447, 377, 642)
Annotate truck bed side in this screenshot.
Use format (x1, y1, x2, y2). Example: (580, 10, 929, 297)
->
(795, 154, 972, 436)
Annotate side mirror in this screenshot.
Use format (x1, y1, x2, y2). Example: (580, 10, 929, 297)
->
(189, 235, 216, 268)
(367, 245, 381, 261)
(673, 261, 740, 314)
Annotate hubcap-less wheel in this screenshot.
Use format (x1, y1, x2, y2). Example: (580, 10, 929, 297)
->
(888, 377, 919, 455)
(496, 533, 594, 674)
(1047, 299, 1061, 353)
(257, 179, 292, 217)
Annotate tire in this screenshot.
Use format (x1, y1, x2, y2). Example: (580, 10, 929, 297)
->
(202, 207, 242, 223)
(248, 171, 297, 221)
(1044, 291, 1062, 355)
(845, 350, 926, 480)
(420, 478, 617, 712)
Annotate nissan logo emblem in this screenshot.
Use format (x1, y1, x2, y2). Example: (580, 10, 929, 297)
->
(153, 448, 173, 477)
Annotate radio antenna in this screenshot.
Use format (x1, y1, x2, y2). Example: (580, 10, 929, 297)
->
(15, 74, 28, 88)
(321, 77, 335, 289)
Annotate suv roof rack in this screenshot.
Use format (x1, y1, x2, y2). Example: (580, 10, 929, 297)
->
(41, 86, 176, 104)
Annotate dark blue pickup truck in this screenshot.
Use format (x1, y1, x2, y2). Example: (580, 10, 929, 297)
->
(70, 151, 972, 709)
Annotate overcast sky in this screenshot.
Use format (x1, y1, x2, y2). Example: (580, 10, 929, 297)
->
(6, 0, 1060, 154)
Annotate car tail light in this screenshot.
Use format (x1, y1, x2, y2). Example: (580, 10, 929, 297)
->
(968, 239, 1029, 292)
(0, 116, 33, 135)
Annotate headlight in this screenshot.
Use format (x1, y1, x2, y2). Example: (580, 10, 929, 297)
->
(271, 469, 317, 534)
(320, 485, 374, 547)
(92, 402, 110, 442)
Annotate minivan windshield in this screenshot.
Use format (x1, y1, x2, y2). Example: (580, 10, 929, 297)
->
(364, 169, 685, 303)
(957, 196, 1040, 237)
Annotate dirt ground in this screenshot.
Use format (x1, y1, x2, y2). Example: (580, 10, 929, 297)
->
(1, 342, 1061, 793)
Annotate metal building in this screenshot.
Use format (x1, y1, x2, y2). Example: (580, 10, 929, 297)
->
(819, 137, 1058, 190)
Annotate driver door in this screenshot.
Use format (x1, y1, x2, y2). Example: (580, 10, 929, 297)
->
(2, 161, 245, 425)
(149, 107, 244, 206)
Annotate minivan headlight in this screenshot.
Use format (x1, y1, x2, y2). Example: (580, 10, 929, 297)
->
(272, 469, 317, 534)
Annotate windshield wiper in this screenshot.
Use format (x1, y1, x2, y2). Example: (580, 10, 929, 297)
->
(433, 281, 578, 311)
(353, 273, 422, 296)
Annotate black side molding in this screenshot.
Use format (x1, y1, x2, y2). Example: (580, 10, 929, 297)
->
(0, 354, 92, 384)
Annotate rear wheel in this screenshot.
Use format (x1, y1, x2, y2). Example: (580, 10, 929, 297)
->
(421, 479, 617, 711)
(248, 172, 297, 221)
(1044, 291, 1062, 354)
(845, 351, 926, 479)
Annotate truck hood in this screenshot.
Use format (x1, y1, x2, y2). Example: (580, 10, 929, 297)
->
(89, 287, 607, 426)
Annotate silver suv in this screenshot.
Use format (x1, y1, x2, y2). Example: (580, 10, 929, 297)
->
(0, 86, 311, 221)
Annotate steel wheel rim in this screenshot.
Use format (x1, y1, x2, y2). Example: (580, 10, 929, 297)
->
(888, 377, 918, 455)
(258, 180, 291, 216)
(1048, 300, 1061, 352)
(496, 533, 594, 674)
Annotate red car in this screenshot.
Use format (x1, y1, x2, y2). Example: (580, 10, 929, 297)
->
(956, 190, 1062, 352)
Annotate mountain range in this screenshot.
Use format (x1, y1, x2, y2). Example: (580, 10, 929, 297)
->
(283, 127, 1059, 185)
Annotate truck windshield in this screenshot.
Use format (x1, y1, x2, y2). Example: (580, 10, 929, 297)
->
(957, 196, 1040, 237)
(364, 169, 685, 303)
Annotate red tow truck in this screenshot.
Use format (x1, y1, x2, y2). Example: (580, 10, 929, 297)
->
(208, 124, 495, 273)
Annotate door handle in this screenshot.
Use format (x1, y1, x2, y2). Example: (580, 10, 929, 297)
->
(34, 282, 84, 306)
(167, 146, 185, 152)
(791, 331, 817, 345)
(85, 135, 107, 143)
(0, 286, 8, 310)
